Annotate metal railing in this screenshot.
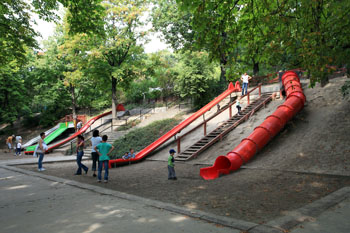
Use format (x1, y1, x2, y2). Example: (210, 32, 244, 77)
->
(175, 84, 262, 153)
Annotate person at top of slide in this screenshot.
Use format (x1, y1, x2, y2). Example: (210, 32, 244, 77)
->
(240, 72, 252, 96)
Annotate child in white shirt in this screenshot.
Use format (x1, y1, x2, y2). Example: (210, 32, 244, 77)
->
(16, 140, 22, 156)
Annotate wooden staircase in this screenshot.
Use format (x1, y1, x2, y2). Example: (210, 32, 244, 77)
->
(175, 93, 273, 161)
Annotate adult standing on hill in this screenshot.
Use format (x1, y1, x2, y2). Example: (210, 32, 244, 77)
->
(5, 135, 15, 153)
(241, 72, 252, 96)
(90, 130, 102, 177)
(37, 132, 47, 171)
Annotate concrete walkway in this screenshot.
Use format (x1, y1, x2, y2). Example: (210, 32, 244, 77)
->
(0, 155, 350, 233)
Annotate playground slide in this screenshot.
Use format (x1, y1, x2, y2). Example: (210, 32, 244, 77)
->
(200, 71, 306, 180)
(109, 81, 241, 167)
(24, 111, 113, 154)
(22, 123, 60, 148)
(25, 122, 73, 152)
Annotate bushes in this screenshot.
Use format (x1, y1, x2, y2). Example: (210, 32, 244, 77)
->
(110, 118, 181, 159)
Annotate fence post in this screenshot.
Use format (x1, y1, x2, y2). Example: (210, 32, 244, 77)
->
(204, 121, 207, 136)
(229, 105, 232, 118)
(247, 93, 250, 105)
(259, 84, 261, 97)
(177, 137, 181, 153)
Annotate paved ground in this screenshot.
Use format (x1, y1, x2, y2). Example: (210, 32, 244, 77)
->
(1, 155, 350, 233)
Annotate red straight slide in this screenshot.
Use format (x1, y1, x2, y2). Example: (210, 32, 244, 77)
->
(109, 81, 241, 167)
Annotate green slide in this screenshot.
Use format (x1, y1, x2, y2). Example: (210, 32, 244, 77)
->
(25, 122, 73, 152)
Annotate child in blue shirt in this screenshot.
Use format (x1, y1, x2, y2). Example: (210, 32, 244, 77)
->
(122, 148, 135, 160)
(94, 135, 114, 183)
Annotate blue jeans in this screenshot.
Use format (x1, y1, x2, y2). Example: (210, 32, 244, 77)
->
(242, 82, 248, 95)
(76, 151, 88, 174)
(38, 153, 44, 169)
(98, 160, 109, 181)
(16, 148, 21, 155)
(91, 152, 99, 172)
(168, 165, 176, 179)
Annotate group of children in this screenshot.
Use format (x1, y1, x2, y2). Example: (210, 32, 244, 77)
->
(83, 130, 134, 182)
(87, 129, 178, 182)
(6, 135, 22, 156)
(78, 130, 115, 183)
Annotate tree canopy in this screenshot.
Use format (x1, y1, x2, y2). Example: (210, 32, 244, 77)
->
(1, 0, 349, 126)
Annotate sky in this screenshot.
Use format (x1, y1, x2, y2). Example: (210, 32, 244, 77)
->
(31, 10, 170, 53)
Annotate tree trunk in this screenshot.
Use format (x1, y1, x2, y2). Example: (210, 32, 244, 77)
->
(111, 76, 117, 127)
(219, 53, 228, 91)
(253, 62, 259, 76)
(70, 84, 77, 129)
(320, 73, 329, 87)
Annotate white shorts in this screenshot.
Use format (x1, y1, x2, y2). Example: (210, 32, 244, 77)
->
(7, 143, 12, 149)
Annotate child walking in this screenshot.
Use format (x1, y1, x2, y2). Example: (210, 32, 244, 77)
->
(16, 139, 22, 156)
(168, 149, 177, 180)
(94, 135, 114, 183)
(236, 97, 242, 115)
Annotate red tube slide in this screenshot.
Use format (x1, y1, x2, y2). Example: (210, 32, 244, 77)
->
(200, 71, 306, 180)
(109, 81, 241, 167)
(25, 111, 112, 154)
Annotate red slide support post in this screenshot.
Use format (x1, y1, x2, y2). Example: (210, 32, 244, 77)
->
(200, 71, 306, 180)
(109, 81, 241, 168)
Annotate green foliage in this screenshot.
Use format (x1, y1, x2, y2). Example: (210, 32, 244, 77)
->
(151, 0, 194, 51)
(87, 0, 148, 113)
(0, 66, 29, 123)
(177, 0, 350, 86)
(110, 118, 182, 159)
(125, 78, 159, 103)
(341, 80, 350, 98)
(117, 119, 141, 131)
(174, 51, 220, 109)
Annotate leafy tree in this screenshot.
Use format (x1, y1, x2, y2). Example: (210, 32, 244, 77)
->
(0, 61, 29, 124)
(174, 51, 220, 108)
(178, 0, 350, 87)
(151, 0, 194, 51)
(87, 0, 148, 120)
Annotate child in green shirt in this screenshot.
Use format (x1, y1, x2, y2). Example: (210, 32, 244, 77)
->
(168, 149, 177, 180)
(94, 135, 114, 183)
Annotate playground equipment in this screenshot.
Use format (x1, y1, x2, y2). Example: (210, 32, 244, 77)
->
(22, 122, 74, 148)
(24, 111, 112, 154)
(200, 71, 305, 180)
(24, 104, 127, 154)
(25, 122, 74, 152)
(108, 81, 241, 167)
(176, 85, 273, 161)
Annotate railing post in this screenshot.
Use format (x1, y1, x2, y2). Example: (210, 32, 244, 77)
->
(229, 105, 232, 118)
(204, 121, 207, 136)
(70, 141, 73, 154)
(247, 93, 250, 105)
(177, 137, 181, 153)
(259, 84, 261, 97)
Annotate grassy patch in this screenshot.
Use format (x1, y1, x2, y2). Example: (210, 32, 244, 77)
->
(117, 119, 141, 131)
(110, 117, 182, 159)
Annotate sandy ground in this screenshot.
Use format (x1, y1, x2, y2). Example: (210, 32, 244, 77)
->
(16, 76, 350, 223)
